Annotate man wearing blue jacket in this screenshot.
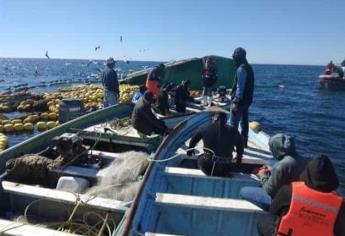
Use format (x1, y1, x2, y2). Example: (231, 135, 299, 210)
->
(102, 57, 119, 107)
(230, 47, 254, 147)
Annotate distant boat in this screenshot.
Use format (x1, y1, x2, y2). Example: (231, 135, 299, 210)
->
(122, 56, 236, 90)
(319, 73, 345, 89)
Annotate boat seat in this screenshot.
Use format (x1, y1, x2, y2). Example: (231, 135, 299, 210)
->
(52, 165, 102, 179)
(145, 233, 184, 236)
(155, 193, 265, 213)
(0, 219, 78, 236)
(163, 167, 260, 198)
(2, 181, 126, 213)
(165, 167, 259, 181)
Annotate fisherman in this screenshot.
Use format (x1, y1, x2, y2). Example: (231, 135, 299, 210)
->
(131, 91, 171, 136)
(146, 64, 165, 100)
(132, 85, 146, 104)
(230, 47, 254, 148)
(202, 57, 217, 107)
(341, 59, 345, 76)
(187, 107, 243, 177)
(257, 155, 345, 236)
(101, 57, 119, 107)
(157, 83, 174, 115)
(325, 60, 334, 74)
(174, 80, 193, 113)
(239, 133, 306, 210)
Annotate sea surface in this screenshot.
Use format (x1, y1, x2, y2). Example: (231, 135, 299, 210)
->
(0, 58, 344, 196)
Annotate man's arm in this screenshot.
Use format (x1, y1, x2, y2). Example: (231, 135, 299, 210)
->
(188, 128, 203, 152)
(261, 164, 289, 198)
(142, 107, 168, 133)
(233, 67, 247, 103)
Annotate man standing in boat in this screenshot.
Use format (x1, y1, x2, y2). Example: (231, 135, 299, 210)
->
(230, 47, 254, 148)
(146, 64, 165, 101)
(202, 57, 217, 107)
(187, 107, 243, 177)
(101, 57, 119, 107)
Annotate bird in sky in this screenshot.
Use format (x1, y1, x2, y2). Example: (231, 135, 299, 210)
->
(45, 51, 50, 59)
(95, 45, 101, 51)
(120, 36, 123, 43)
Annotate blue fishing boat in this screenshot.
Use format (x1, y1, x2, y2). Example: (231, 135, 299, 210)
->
(120, 112, 275, 236)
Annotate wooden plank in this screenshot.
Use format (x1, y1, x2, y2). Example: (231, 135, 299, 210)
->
(52, 165, 101, 179)
(165, 167, 259, 181)
(156, 193, 265, 213)
(88, 150, 121, 159)
(2, 181, 126, 212)
(0, 219, 78, 236)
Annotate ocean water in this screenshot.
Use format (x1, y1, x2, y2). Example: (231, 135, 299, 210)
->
(0, 58, 344, 195)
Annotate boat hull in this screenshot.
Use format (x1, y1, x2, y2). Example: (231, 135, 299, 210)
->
(319, 74, 345, 89)
(122, 56, 235, 90)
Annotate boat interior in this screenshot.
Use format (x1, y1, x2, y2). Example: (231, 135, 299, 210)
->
(128, 113, 275, 236)
(0, 120, 160, 236)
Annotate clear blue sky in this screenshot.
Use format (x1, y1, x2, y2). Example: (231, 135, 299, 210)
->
(0, 0, 344, 65)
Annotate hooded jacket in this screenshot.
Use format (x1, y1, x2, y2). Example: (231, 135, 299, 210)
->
(260, 134, 307, 198)
(258, 155, 345, 236)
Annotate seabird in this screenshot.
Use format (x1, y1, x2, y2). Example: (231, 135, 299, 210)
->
(95, 46, 101, 51)
(45, 51, 50, 59)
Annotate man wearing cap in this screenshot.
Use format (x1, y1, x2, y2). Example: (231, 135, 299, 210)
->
(187, 107, 244, 177)
(230, 48, 254, 147)
(102, 57, 119, 107)
(131, 91, 171, 136)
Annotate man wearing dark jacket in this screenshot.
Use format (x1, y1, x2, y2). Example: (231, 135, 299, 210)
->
(240, 133, 307, 210)
(174, 80, 193, 113)
(131, 91, 170, 136)
(230, 47, 254, 147)
(258, 155, 345, 236)
(157, 83, 174, 115)
(187, 107, 243, 177)
(102, 57, 119, 107)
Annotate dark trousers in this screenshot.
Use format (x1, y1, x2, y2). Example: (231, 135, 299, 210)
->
(197, 154, 232, 177)
(176, 103, 186, 113)
(230, 104, 249, 145)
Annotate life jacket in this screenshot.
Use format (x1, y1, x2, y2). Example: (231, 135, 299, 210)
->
(145, 79, 159, 100)
(277, 182, 342, 236)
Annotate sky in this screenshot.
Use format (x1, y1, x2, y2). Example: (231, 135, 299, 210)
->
(0, 0, 344, 65)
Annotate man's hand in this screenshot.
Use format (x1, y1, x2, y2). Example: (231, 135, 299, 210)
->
(256, 165, 271, 178)
(186, 149, 195, 156)
(234, 155, 242, 164)
(231, 102, 238, 112)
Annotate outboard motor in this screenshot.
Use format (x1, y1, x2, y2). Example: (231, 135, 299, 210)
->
(217, 86, 227, 102)
(57, 133, 84, 162)
(58, 99, 85, 123)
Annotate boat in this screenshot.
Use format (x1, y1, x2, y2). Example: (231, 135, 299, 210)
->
(120, 112, 275, 236)
(0, 103, 191, 236)
(122, 56, 236, 90)
(319, 73, 345, 89)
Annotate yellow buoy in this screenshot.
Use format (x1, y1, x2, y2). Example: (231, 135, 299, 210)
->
(37, 122, 47, 131)
(3, 124, 14, 133)
(13, 123, 24, 132)
(47, 121, 56, 129)
(31, 115, 40, 122)
(40, 112, 49, 121)
(23, 123, 34, 132)
(48, 112, 58, 121)
(11, 119, 22, 124)
(249, 121, 262, 133)
(1, 120, 11, 125)
(0, 125, 3, 133)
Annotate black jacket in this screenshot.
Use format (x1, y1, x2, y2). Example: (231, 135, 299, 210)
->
(157, 88, 169, 115)
(258, 156, 345, 236)
(131, 98, 167, 135)
(101, 66, 119, 93)
(189, 121, 243, 158)
(231, 63, 254, 106)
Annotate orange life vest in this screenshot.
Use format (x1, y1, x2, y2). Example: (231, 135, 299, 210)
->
(277, 182, 342, 236)
(145, 79, 159, 100)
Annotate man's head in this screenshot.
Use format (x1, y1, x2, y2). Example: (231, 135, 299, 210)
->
(207, 106, 229, 125)
(106, 57, 116, 68)
(232, 47, 247, 68)
(143, 91, 154, 105)
(182, 80, 191, 88)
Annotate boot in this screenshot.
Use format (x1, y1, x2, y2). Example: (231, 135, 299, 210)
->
(207, 96, 212, 107)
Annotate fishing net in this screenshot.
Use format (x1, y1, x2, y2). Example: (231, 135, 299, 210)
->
(86, 151, 149, 201)
(108, 117, 132, 130)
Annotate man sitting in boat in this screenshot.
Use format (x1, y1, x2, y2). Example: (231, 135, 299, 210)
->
(239, 133, 307, 210)
(257, 155, 345, 236)
(131, 91, 171, 136)
(186, 107, 243, 177)
(157, 83, 174, 115)
(132, 85, 146, 104)
(146, 64, 165, 100)
(325, 61, 335, 75)
(174, 80, 194, 113)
